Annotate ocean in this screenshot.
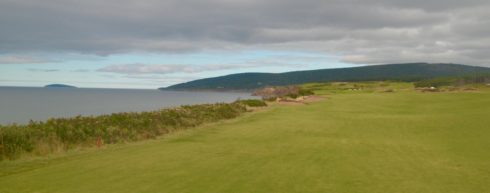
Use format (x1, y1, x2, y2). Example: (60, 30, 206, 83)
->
(0, 87, 257, 125)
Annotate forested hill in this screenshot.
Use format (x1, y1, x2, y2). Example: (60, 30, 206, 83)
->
(162, 63, 490, 90)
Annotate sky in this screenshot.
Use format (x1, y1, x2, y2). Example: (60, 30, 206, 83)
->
(1, 0, 490, 89)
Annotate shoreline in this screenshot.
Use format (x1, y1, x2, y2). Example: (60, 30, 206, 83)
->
(0, 101, 255, 161)
(0, 87, 256, 125)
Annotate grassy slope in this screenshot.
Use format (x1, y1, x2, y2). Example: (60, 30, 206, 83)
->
(1, 90, 490, 193)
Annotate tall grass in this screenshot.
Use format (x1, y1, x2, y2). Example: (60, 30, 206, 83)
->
(0, 103, 246, 161)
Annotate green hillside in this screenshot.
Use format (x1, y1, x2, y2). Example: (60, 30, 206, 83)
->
(163, 63, 490, 90)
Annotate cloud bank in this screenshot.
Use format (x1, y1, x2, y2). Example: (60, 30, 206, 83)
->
(98, 62, 306, 75)
(1, 0, 490, 65)
(0, 55, 55, 64)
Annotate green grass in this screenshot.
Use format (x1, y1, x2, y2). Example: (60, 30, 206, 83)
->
(1, 89, 490, 193)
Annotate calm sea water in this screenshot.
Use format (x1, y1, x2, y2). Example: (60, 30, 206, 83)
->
(0, 87, 257, 125)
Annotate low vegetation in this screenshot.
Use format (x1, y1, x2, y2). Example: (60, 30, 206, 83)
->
(0, 103, 247, 160)
(237, 99, 268, 107)
(253, 86, 314, 100)
(302, 81, 415, 95)
(414, 74, 490, 88)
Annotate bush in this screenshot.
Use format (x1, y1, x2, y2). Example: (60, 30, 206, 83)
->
(0, 126, 35, 160)
(0, 103, 247, 160)
(238, 99, 267, 107)
(298, 88, 315, 96)
(264, 97, 277, 102)
(287, 93, 299, 99)
(253, 86, 314, 100)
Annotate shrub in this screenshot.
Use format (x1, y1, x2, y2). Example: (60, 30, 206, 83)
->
(0, 103, 247, 160)
(0, 126, 35, 160)
(238, 99, 267, 107)
(298, 88, 315, 96)
(264, 97, 277, 102)
(287, 93, 299, 99)
(253, 86, 314, 100)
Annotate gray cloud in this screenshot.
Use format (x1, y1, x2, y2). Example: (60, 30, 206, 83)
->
(0, 55, 56, 64)
(1, 0, 490, 65)
(98, 62, 306, 75)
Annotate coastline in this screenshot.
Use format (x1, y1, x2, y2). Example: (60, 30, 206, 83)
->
(0, 87, 257, 125)
(0, 101, 257, 160)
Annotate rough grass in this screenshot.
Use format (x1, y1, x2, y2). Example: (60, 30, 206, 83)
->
(0, 103, 246, 160)
(1, 88, 490, 193)
(237, 99, 267, 107)
(302, 81, 414, 95)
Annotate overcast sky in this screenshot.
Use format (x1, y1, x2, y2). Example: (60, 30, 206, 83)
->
(1, 0, 490, 88)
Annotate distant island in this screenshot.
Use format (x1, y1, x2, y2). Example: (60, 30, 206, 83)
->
(44, 84, 77, 88)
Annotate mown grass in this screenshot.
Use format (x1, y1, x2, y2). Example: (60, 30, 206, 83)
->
(1, 86, 490, 193)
